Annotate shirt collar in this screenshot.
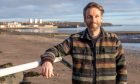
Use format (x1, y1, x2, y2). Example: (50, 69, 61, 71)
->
(80, 27, 107, 40)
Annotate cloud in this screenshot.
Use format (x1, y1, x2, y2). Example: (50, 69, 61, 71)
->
(0, 0, 84, 19)
(0, 0, 139, 25)
(97, 0, 140, 12)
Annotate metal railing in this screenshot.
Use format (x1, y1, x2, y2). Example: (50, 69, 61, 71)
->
(0, 57, 63, 77)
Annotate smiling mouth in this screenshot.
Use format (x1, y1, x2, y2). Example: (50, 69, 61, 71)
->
(91, 23, 97, 24)
(91, 23, 97, 25)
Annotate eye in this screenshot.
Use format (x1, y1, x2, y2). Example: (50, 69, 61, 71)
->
(95, 15, 99, 18)
(87, 15, 92, 19)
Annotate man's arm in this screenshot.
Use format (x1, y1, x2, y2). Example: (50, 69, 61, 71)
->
(116, 40, 127, 84)
(40, 37, 72, 78)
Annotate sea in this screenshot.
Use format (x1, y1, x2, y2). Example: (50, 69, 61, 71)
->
(9, 25, 140, 50)
(12, 25, 140, 33)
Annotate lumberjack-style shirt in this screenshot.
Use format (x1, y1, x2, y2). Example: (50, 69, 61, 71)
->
(41, 28, 127, 84)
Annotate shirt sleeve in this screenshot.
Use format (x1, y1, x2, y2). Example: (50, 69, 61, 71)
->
(40, 37, 72, 64)
(116, 40, 127, 84)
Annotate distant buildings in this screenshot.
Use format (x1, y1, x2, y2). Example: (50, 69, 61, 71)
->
(0, 18, 57, 28)
(29, 18, 33, 24)
(0, 18, 113, 29)
(29, 18, 43, 24)
(39, 19, 43, 24)
(0, 22, 22, 28)
(0, 25, 6, 28)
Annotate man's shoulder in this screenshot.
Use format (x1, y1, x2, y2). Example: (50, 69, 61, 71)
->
(105, 31, 118, 39)
(70, 31, 84, 38)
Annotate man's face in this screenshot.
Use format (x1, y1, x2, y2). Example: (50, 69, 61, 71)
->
(84, 7, 102, 31)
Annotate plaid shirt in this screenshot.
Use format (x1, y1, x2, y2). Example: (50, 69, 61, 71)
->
(41, 28, 127, 84)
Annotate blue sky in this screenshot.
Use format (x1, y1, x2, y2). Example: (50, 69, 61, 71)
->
(0, 0, 140, 25)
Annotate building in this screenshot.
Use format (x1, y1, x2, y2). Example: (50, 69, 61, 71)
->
(0, 25, 6, 28)
(7, 22, 22, 28)
(39, 19, 43, 24)
(34, 19, 38, 24)
(29, 18, 33, 24)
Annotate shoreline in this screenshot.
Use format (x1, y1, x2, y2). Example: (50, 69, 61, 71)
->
(1, 29, 140, 43)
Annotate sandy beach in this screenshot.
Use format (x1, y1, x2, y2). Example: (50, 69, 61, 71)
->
(0, 34, 140, 84)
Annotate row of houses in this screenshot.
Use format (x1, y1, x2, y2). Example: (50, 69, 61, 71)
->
(0, 21, 57, 28)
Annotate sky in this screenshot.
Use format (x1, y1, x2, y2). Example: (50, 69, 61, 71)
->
(0, 0, 140, 25)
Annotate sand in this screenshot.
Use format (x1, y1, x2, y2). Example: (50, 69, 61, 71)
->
(0, 34, 140, 84)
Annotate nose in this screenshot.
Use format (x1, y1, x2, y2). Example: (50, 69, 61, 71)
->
(91, 17, 96, 23)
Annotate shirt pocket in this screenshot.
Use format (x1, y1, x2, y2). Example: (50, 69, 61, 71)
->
(100, 46, 117, 54)
(99, 47, 117, 66)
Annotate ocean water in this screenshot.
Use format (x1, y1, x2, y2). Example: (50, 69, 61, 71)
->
(103, 25, 140, 31)
(13, 25, 140, 34)
(123, 43, 140, 50)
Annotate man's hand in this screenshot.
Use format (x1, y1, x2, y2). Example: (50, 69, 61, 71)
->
(41, 61, 54, 78)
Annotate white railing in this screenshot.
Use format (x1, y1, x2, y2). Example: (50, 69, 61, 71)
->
(0, 57, 62, 77)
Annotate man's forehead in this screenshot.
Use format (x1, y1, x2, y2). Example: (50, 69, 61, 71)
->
(86, 7, 102, 15)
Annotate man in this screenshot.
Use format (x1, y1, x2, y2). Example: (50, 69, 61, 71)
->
(41, 2, 127, 84)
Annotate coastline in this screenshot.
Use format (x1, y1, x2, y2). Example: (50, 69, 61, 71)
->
(1, 28, 140, 43)
(0, 34, 140, 84)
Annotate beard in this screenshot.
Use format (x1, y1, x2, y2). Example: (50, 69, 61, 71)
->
(87, 22, 101, 31)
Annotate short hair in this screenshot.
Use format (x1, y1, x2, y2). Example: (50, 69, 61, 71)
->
(83, 2, 104, 18)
